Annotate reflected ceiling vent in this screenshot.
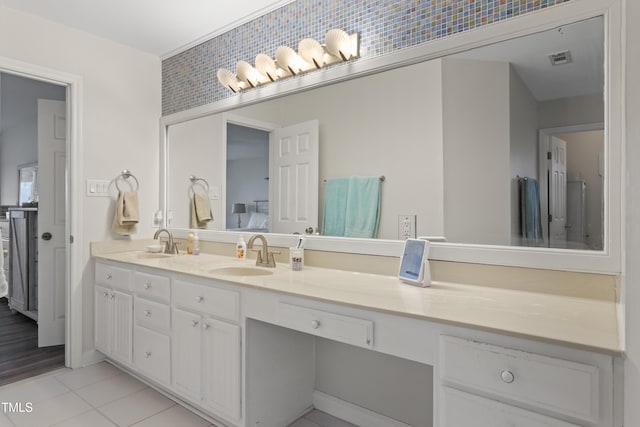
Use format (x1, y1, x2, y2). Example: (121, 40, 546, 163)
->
(548, 50, 573, 66)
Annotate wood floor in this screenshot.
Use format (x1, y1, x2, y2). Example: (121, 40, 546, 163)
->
(0, 297, 65, 386)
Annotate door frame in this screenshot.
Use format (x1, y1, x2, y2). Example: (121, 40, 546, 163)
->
(538, 122, 605, 249)
(0, 56, 83, 368)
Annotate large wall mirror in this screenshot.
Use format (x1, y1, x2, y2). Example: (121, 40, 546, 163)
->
(164, 14, 617, 262)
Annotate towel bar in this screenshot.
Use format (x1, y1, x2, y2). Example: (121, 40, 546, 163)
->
(189, 175, 210, 196)
(115, 169, 139, 192)
(323, 175, 385, 183)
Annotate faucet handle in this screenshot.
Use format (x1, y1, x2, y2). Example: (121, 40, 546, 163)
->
(251, 249, 263, 264)
(267, 250, 280, 267)
(171, 242, 180, 255)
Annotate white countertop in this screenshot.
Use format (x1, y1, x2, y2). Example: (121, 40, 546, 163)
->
(93, 249, 621, 355)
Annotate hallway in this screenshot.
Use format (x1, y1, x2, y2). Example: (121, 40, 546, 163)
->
(0, 297, 64, 386)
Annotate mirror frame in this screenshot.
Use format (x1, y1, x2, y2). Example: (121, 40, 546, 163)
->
(160, 0, 623, 274)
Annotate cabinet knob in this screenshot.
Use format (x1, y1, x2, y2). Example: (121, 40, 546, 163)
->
(500, 370, 515, 384)
(196, 296, 204, 303)
(109, 293, 115, 300)
(191, 319, 199, 327)
(203, 323, 211, 330)
(311, 320, 320, 329)
(102, 291, 109, 298)
(145, 351, 152, 358)
(144, 282, 151, 289)
(106, 273, 112, 280)
(144, 310, 151, 317)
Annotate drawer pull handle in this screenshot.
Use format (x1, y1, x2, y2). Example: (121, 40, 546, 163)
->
(145, 351, 152, 358)
(105, 273, 112, 280)
(203, 323, 211, 330)
(191, 320, 199, 327)
(144, 310, 151, 317)
(196, 296, 204, 303)
(500, 370, 515, 384)
(144, 282, 151, 289)
(311, 320, 320, 329)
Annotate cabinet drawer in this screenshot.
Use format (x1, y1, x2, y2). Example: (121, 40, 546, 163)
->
(135, 297, 170, 333)
(439, 336, 599, 422)
(95, 263, 131, 291)
(277, 302, 373, 349)
(135, 272, 170, 303)
(173, 280, 239, 322)
(134, 326, 170, 385)
(441, 387, 580, 427)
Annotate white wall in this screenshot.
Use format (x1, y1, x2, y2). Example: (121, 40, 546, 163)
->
(167, 114, 223, 230)
(538, 93, 604, 129)
(509, 66, 539, 244)
(0, 7, 161, 359)
(625, 1, 640, 426)
(0, 72, 65, 205)
(442, 58, 511, 245)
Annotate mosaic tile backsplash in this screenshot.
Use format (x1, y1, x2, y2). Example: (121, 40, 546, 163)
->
(162, 0, 570, 116)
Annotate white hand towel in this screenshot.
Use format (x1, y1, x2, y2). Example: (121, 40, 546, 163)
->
(190, 193, 213, 229)
(112, 191, 139, 235)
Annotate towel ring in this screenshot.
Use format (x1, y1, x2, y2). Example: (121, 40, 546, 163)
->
(115, 169, 139, 192)
(189, 175, 210, 196)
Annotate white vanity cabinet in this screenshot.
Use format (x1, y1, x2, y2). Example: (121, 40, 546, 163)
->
(133, 271, 172, 385)
(438, 335, 612, 427)
(94, 263, 133, 365)
(171, 279, 242, 424)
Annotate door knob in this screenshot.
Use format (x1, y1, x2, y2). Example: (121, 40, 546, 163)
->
(42, 232, 52, 240)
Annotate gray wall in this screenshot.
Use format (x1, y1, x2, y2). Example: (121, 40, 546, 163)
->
(0, 72, 65, 205)
(315, 338, 433, 426)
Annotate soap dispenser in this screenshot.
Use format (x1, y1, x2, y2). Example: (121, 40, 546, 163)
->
(236, 235, 246, 259)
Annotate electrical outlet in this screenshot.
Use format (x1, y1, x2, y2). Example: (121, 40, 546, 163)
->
(398, 215, 416, 240)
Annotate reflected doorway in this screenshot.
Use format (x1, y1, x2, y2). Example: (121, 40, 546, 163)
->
(539, 124, 604, 250)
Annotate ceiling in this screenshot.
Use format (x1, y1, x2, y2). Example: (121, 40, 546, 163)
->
(0, 0, 294, 57)
(451, 16, 604, 101)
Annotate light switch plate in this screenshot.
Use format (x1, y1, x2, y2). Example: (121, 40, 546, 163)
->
(86, 179, 111, 197)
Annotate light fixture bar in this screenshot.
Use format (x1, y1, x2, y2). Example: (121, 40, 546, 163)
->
(217, 30, 359, 93)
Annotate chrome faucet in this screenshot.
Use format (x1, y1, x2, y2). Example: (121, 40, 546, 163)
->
(247, 234, 279, 267)
(153, 228, 179, 254)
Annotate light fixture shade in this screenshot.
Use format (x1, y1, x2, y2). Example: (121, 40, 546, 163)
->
(217, 68, 241, 92)
(325, 29, 352, 60)
(255, 53, 278, 81)
(236, 60, 263, 88)
(298, 38, 325, 68)
(276, 46, 308, 75)
(232, 203, 246, 214)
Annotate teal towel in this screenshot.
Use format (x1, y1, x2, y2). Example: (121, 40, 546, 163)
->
(322, 178, 349, 236)
(344, 176, 381, 238)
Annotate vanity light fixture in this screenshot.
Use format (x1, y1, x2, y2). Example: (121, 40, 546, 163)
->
(217, 29, 359, 92)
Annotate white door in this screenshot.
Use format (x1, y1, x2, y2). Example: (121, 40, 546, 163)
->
(549, 136, 568, 248)
(37, 99, 66, 347)
(203, 317, 241, 421)
(269, 120, 319, 234)
(172, 308, 203, 401)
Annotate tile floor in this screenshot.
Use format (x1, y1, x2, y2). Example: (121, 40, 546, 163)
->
(0, 362, 355, 427)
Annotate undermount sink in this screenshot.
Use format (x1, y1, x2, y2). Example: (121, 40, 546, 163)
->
(134, 252, 175, 259)
(210, 266, 274, 277)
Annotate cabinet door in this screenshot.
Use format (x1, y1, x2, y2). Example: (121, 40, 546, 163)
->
(111, 290, 133, 364)
(202, 317, 241, 421)
(172, 308, 203, 401)
(95, 285, 111, 355)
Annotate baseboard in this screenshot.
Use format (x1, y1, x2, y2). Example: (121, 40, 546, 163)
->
(81, 349, 106, 367)
(313, 391, 412, 427)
